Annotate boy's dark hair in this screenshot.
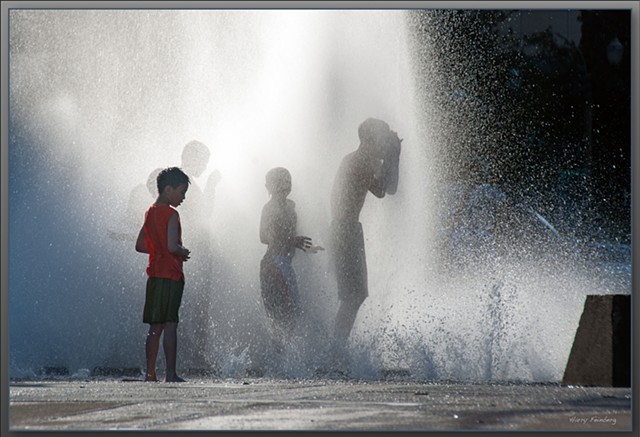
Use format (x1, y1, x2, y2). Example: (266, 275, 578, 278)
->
(265, 167, 291, 195)
(156, 167, 190, 194)
(358, 118, 390, 145)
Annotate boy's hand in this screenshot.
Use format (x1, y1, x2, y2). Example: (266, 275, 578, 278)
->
(382, 130, 402, 195)
(294, 236, 312, 251)
(181, 247, 191, 261)
(387, 130, 402, 157)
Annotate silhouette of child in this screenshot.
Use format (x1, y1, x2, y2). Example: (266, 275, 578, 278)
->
(175, 140, 221, 369)
(330, 118, 402, 347)
(259, 167, 317, 346)
(108, 168, 163, 242)
(135, 167, 191, 382)
(179, 140, 221, 233)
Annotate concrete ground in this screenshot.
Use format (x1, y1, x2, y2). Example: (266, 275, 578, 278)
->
(7, 376, 633, 431)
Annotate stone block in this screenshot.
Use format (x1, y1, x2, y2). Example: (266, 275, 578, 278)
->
(562, 294, 630, 387)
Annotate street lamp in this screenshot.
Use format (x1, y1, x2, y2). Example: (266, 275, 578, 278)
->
(606, 36, 624, 66)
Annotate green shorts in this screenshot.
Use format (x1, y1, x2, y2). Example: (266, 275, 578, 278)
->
(143, 277, 184, 324)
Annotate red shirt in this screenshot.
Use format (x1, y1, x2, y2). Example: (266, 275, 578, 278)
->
(143, 204, 184, 282)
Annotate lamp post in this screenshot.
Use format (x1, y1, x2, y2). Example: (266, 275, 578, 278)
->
(573, 45, 593, 172)
(565, 35, 626, 221)
(554, 32, 593, 171)
(575, 35, 626, 240)
(606, 36, 624, 66)
(604, 35, 627, 238)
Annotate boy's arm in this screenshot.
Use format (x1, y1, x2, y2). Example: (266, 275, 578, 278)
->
(369, 161, 387, 198)
(167, 213, 190, 260)
(259, 206, 270, 245)
(202, 169, 222, 218)
(382, 131, 402, 195)
(135, 226, 149, 253)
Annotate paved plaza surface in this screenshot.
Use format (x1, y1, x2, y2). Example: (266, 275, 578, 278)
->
(7, 376, 633, 432)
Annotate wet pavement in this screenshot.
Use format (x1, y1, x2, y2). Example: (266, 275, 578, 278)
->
(8, 376, 632, 431)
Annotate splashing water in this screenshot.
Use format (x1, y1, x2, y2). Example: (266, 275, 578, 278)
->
(8, 9, 622, 383)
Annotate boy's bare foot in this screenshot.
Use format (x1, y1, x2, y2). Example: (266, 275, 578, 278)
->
(165, 375, 186, 383)
(144, 376, 158, 382)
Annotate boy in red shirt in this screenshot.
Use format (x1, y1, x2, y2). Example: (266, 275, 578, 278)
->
(136, 167, 191, 382)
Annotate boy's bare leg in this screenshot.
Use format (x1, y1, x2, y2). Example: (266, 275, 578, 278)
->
(145, 323, 163, 382)
(163, 322, 185, 382)
(327, 298, 363, 375)
(334, 298, 362, 346)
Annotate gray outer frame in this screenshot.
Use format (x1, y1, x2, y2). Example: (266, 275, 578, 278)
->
(1, 1, 638, 434)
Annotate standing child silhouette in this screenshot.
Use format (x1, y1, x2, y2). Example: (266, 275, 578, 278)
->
(330, 118, 402, 348)
(259, 167, 319, 349)
(136, 167, 191, 382)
